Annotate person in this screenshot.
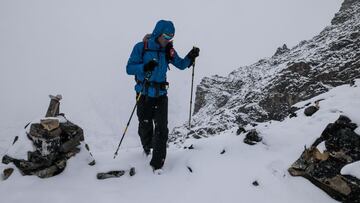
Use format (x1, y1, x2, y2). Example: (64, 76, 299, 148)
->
(126, 20, 200, 172)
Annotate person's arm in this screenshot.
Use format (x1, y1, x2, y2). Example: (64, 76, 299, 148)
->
(171, 50, 192, 70)
(170, 46, 200, 70)
(126, 42, 145, 75)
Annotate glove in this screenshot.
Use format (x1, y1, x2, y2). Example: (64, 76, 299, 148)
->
(186, 47, 200, 64)
(144, 59, 158, 72)
(165, 42, 175, 62)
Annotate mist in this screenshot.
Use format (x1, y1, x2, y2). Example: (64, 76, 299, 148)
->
(0, 0, 341, 149)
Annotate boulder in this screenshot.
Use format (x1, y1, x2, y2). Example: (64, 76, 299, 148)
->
(304, 101, 320, 117)
(289, 115, 360, 202)
(243, 129, 262, 145)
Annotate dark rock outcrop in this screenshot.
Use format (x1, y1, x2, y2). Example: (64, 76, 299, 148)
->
(289, 115, 360, 202)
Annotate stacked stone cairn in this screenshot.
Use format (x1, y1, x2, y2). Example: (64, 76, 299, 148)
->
(1, 95, 92, 179)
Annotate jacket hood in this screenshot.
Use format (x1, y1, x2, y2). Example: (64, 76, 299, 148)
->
(151, 20, 175, 38)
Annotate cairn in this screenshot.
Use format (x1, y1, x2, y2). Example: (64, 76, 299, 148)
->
(1, 95, 93, 179)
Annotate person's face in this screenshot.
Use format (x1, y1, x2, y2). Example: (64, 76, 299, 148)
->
(158, 33, 174, 47)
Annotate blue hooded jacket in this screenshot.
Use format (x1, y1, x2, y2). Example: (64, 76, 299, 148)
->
(126, 20, 192, 97)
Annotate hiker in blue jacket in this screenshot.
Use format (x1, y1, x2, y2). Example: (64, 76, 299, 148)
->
(126, 20, 200, 172)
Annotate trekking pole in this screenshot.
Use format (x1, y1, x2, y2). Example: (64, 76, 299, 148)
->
(188, 57, 196, 130)
(113, 72, 152, 159)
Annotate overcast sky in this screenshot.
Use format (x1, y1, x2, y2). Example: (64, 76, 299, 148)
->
(0, 0, 342, 143)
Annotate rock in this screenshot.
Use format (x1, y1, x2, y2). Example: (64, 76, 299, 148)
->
(33, 158, 67, 178)
(289, 106, 300, 118)
(129, 167, 136, 176)
(350, 79, 356, 86)
(220, 149, 226, 154)
(304, 101, 320, 117)
(304, 106, 319, 116)
(274, 44, 290, 56)
(289, 116, 360, 202)
(236, 127, 246, 135)
(244, 130, 262, 145)
(29, 123, 62, 156)
(252, 180, 259, 187)
(97, 170, 126, 180)
(2, 168, 14, 180)
(40, 118, 60, 131)
(45, 94, 62, 117)
(289, 112, 297, 118)
(184, 144, 194, 150)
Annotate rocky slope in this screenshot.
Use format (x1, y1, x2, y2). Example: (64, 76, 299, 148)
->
(170, 0, 360, 141)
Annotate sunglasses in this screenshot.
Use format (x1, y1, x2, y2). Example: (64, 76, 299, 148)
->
(162, 33, 174, 40)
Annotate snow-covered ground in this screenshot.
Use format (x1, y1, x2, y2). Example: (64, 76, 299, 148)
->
(1, 80, 358, 203)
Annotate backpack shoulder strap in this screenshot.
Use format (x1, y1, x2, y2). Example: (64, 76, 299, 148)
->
(141, 33, 151, 60)
(142, 39, 148, 60)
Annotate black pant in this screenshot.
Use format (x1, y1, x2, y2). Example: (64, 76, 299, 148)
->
(136, 94, 168, 169)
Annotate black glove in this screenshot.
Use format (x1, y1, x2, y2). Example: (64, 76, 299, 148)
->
(186, 47, 200, 64)
(165, 42, 175, 62)
(144, 59, 158, 72)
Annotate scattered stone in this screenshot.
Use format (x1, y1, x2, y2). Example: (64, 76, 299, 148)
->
(304, 101, 320, 117)
(97, 170, 125, 180)
(2, 168, 14, 180)
(236, 127, 246, 135)
(184, 144, 194, 150)
(289, 112, 297, 118)
(244, 130, 262, 145)
(350, 79, 356, 87)
(192, 134, 201, 139)
(129, 167, 136, 176)
(289, 115, 360, 202)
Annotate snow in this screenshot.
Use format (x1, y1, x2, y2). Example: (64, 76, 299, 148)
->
(1, 80, 359, 203)
(342, 161, 360, 179)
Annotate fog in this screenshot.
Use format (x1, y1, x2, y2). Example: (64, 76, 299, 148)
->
(0, 0, 341, 147)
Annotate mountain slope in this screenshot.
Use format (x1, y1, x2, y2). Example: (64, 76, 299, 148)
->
(170, 0, 360, 140)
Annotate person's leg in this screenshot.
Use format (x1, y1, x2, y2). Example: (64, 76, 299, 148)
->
(150, 95, 168, 169)
(136, 95, 154, 154)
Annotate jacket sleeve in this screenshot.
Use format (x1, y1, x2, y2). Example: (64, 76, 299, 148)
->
(126, 42, 145, 75)
(170, 50, 192, 70)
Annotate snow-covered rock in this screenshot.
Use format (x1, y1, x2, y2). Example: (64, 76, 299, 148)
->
(170, 0, 360, 141)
